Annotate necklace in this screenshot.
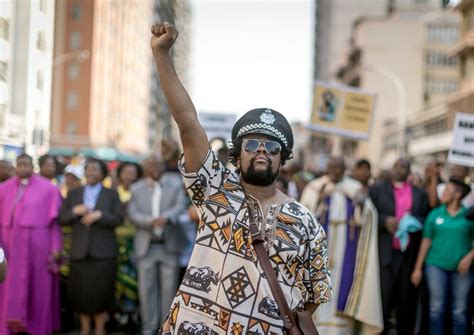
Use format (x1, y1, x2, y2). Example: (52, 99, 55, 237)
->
(248, 197, 292, 251)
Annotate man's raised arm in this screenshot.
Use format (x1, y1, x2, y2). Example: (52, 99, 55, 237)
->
(151, 22, 209, 172)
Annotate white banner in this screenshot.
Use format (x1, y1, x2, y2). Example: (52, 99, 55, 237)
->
(447, 112, 474, 167)
(198, 112, 237, 141)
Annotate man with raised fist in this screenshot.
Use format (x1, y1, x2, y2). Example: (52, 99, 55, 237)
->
(150, 22, 331, 335)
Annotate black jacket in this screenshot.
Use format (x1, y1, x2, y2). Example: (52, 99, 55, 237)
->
(369, 181, 429, 266)
(60, 186, 124, 260)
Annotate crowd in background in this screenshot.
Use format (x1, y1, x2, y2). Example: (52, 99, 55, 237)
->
(0, 142, 472, 335)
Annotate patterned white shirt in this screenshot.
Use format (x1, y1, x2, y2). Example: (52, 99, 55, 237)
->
(161, 150, 331, 334)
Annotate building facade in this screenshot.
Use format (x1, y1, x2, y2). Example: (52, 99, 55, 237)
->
(0, 0, 56, 160)
(330, 0, 460, 171)
(148, 0, 192, 154)
(51, 0, 154, 157)
(309, 0, 387, 171)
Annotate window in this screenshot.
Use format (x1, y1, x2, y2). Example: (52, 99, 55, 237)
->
(0, 18, 8, 40)
(468, 9, 474, 30)
(69, 31, 80, 50)
(32, 128, 44, 145)
(426, 77, 459, 94)
(66, 91, 78, 110)
(39, 0, 46, 12)
(0, 104, 6, 127)
(0, 61, 7, 81)
(71, 3, 81, 20)
(411, 117, 448, 139)
(66, 122, 77, 135)
(67, 62, 80, 80)
(426, 52, 458, 67)
(425, 118, 447, 136)
(427, 25, 459, 44)
(36, 71, 44, 91)
(37, 31, 46, 51)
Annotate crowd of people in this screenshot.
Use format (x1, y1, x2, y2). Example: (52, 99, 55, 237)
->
(0, 143, 198, 335)
(0, 20, 473, 335)
(0, 149, 472, 334)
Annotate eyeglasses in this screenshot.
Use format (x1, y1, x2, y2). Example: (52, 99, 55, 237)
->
(243, 139, 282, 155)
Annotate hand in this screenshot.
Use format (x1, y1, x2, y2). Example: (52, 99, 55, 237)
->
(424, 163, 436, 181)
(72, 204, 88, 216)
(151, 22, 178, 53)
(457, 253, 472, 275)
(48, 253, 62, 274)
(188, 206, 200, 224)
(411, 269, 423, 287)
(385, 216, 398, 234)
(153, 217, 167, 228)
(81, 210, 102, 226)
(51, 251, 62, 262)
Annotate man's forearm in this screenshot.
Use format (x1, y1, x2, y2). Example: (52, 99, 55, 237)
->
(151, 22, 209, 172)
(153, 50, 197, 132)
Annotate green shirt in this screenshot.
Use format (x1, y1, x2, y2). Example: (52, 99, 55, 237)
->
(423, 205, 474, 271)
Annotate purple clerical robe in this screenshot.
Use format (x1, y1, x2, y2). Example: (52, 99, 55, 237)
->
(0, 174, 62, 335)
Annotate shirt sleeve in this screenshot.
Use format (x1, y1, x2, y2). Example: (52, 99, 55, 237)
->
(179, 149, 226, 208)
(303, 214, 332, 305)
(422, 208, 436, 238)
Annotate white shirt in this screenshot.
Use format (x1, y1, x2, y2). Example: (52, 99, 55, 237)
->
(0, 248, 4, 263)
(149, 179, 163, 237)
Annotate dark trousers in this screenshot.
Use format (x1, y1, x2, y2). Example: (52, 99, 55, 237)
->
(380, 250, 420, 335)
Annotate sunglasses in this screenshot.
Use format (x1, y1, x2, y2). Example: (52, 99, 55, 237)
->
(243, 139, 282, 155)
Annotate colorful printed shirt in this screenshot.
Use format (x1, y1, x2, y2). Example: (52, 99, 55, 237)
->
(162, 150, 331, 334)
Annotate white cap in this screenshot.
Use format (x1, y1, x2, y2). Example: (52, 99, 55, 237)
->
(64, 164, 84, 180)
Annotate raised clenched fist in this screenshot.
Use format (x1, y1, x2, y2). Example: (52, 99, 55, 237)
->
(151, 22, 179, 53)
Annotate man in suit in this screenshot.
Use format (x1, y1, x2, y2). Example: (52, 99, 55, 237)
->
(128, 155, 188, 335)
(369, 158, 429, 334)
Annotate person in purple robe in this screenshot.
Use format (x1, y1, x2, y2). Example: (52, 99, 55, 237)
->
(0, 153, 62, 335)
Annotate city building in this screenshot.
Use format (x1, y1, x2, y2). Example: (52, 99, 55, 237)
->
(309, 0, 387, 170)
(50, 0, 154, 158)
(0, 0, 56, 160)
(148, 0, 192, 154)
(331, 0, 460, 171)
(407, 0, 474, 166)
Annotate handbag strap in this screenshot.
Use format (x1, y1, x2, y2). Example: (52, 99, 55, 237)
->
(247, 200, 297, 331)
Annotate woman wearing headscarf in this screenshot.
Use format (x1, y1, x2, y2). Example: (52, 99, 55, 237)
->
(60, 158, 123, 335)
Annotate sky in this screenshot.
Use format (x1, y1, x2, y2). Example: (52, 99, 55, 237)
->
(189, 0, 315, 123)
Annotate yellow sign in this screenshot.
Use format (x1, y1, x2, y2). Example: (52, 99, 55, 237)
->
(309, 81, 376, 139)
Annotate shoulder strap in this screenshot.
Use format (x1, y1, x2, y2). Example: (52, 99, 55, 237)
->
(247, 200, 297, 331)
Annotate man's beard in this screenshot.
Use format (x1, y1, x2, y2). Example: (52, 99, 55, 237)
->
(241, 157, 279, 186)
